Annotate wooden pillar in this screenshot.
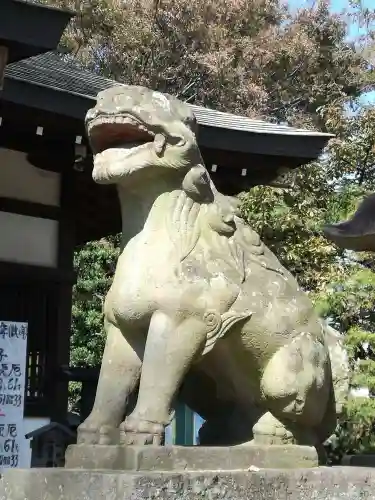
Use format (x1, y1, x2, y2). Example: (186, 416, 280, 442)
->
(51, 162, 76, 421)
(174, 403, 195, 445)
(0, 46, 8, 90)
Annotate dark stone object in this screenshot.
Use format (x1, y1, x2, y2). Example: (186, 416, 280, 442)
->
(1, 467, 375, 499)
(324, 193, 375, 252)
(342, 454, 375, 467)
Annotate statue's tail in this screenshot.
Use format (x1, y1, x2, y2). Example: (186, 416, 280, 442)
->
(323, 323, 350, 416)
(314, 323, 349, 444)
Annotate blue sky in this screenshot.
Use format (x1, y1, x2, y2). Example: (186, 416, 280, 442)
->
(327, 0, 373, 42)
(288, 0, 375, 104)
(290, 0, 372, 17)
(288, 0, 373, 41)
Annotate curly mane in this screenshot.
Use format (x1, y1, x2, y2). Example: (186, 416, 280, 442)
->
(164, 167, 284, 282)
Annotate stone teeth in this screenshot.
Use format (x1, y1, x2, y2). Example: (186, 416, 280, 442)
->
(88, 114, 156, 143)
(95, 141, 150, 160)
(99, 115, 155, 136)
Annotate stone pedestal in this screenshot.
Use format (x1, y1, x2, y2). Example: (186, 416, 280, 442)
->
(1, 445, 373, 499)
(65, 444, 319, 470)
(1, 466, 375, 499)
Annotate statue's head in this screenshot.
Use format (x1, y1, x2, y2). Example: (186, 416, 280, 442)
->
(86, 85, 202, 186)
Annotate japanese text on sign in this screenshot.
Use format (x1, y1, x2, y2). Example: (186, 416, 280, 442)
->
(0, 321, 28, 470)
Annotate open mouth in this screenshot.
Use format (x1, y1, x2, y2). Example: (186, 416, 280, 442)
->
(87, 114, 155, 155)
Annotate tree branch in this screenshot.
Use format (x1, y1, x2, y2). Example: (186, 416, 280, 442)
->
(358, 139, 375, 185)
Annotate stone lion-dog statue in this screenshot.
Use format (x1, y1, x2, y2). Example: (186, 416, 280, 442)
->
(77, 85, 348, 455)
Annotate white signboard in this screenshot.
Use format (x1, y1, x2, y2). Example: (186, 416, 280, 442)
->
(0, 321, 28, 469)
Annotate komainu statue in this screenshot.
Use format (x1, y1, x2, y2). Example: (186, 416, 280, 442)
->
(77, 85, 348, 453)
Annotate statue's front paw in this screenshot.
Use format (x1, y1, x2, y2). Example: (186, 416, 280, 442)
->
(120, 416, 164, 445)
(77, 421, 100, 445)
(77, 420, 118, 445)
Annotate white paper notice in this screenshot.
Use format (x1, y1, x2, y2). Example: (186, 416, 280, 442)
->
(0, 321, 28, 469)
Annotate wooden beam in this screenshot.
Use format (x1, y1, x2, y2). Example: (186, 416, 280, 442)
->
(0, 261, 76, 284)
(0, 197, 60, 220)
(0, 100, 86, 136)
(174, 403, 195, 445)
(0, 46, 8, 90)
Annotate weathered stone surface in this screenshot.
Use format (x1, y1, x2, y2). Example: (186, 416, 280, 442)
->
(324, 324, 350, 415)
(78, 84, 348, 452)
(1, 467, 375, 499)
(65, 444, 319, 471)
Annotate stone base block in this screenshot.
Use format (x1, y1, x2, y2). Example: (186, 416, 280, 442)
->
(1, 467, 375, 499)
(65, 443, 319, 470)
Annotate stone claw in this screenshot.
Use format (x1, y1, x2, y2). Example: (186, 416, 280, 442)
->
(252, 412, 316, 446)
(252, 412, 295, 445)
(120, 416, 164, 446)
(77, 424, 99, 445)
(122, 431, 163, 446)
(77, 421, 119, 445)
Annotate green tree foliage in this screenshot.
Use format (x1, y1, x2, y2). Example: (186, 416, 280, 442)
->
(41, 0, 375, 455)
(315, 259, 375, 460)
(41, 0, 373, 125)
(312, 108, 375, 460)
(240, 110, 375, 461)
(68, 236, 120, 410)
(240, 165, 339, 293)
(71, 236, 120, 366)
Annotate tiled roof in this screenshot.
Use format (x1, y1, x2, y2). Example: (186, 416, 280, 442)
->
(5, 51, 332, 138)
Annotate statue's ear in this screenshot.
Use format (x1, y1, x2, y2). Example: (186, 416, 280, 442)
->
(182, 165, 214, 203)
(324, 193, 375, 251)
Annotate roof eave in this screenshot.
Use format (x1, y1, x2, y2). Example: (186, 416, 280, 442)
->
(0, 1, 74, 63)
(1, 76, 330, 162)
